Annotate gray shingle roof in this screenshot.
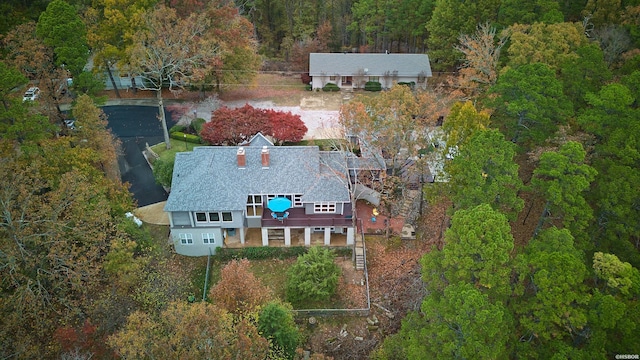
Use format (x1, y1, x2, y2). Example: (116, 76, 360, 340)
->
(164, 145, 352, 212)
(309, 53, 432, 77)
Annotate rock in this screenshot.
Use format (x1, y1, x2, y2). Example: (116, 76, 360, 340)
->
(308, 317, 317, 328)
(366, 317, 376, 325)
(354, 336, 364, 341)
(339, 324, 348, 337)
(368, 325, 379, 332)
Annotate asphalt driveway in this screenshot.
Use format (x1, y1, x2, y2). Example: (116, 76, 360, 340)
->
(103, 105, 176, 207)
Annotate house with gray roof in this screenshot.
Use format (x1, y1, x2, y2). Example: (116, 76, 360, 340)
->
(164, 133, 372, 256)
(309, 53, 432, 90)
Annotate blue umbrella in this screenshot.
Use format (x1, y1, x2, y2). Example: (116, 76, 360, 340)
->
(268, 197, 292, 212)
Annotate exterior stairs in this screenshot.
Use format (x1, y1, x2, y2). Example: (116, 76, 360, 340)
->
(355, 236, 365, 271)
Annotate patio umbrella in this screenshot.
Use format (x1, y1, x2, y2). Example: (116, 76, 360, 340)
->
(268, 197, 292, 212)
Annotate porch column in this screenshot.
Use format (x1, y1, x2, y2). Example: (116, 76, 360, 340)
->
(284, 228, 291, 247)
(304, 228, 311, 246)
(240, 227, 245, 245)
(324, 227, 331, 246)
(261, 228, 269, 246)
(346, 227, 355, 245)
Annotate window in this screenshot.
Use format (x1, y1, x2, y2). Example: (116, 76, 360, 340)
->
(222, 212, 233, 222)
(329, 76, 336, 81)
(293, 194, 303, 207)
(314, 202, 336, 213)
(179, 233, 193, 245)
(370, 76, 379, 82)
(195, 212, 207, 222)
(246, 195, 263, 217)
(202, 233, 215, 244)
(195, 212, 220, 223)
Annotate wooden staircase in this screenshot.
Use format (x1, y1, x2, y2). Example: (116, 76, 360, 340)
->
(355, 236, 365, 271)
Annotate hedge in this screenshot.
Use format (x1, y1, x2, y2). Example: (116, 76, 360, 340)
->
(170, 131, 201, 144)
(191, 118, 206, 134)
(364, 81, 382, 91)
(397, 81, 415, 89)
(169, 124, 187, 134)
(322, 83, 340, 92)
(215, 246, 352, 261)
(216, 246, 308, 261)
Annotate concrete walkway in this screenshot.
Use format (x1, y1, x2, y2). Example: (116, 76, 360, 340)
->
(133, 201, 170, 225)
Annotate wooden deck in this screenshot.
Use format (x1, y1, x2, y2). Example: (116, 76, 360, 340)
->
(261, 203, 353, 228)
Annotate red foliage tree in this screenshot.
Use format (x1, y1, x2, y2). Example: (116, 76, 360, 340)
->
(201, 104, 306, 145)
(266, 109, 307, 144)
(208, 259, 273, 316)
(201, 104, 271, 145)
(54, 320, 112, 358)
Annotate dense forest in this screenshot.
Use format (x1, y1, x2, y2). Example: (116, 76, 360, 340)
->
(1, 0, 639, 358)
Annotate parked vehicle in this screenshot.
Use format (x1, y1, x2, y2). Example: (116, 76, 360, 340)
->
(22, 87, 40, 102)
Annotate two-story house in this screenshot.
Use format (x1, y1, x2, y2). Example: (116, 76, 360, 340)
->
(164, 134, 361, 256)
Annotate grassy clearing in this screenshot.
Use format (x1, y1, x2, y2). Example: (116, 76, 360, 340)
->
(150, 138, 198, 162)
(250, 258, 293, 300)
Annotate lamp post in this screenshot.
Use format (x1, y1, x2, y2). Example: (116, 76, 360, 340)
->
(184, 133, 187, 150)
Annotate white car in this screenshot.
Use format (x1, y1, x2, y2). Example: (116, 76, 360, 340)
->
(23, 87, 40, 102)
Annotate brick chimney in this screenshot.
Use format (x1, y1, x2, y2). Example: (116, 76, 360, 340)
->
(237, 147, 246, 168)
(261, 146, 270, 168)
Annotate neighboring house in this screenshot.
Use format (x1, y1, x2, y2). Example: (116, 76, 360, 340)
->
(164, 133, 387, 256)
(309, 53, 432, 90)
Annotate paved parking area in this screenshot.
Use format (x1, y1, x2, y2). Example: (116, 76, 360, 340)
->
(103, 105, 174, 207)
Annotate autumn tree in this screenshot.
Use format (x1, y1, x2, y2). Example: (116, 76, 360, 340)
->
(444, 129, 524, 221)
(286, 247, 341, 306)
(85, 0, 157, 97)
(201, 0, 261, 92)
(339, 85, 425, 175)
(128, 4, 219, 149)
(109, 301, 270, 359)
(441, 101, 490, 151)
(208, 258, 273, 316)
(265, 108, 308, 144)
(505, 22, 590, 71)
(72, 94, 121, 181)
(200, 104, 307, 145)
(201, 104, 270, 145)
(454, 23, 509, 97)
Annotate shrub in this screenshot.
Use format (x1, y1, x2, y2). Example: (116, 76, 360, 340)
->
(322, 83, 340, 92)
(397, 81, 415, 89)
(191, 118, 206, 134)
(169, 124, 186, 134)
(364, 81, 382, 91)
(285, 247, 341, 306)
(258, 301, 300, 359)
(152, 157, 174, 187)
(169, 131, 201, 144)
(215, 246, 308, 261)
